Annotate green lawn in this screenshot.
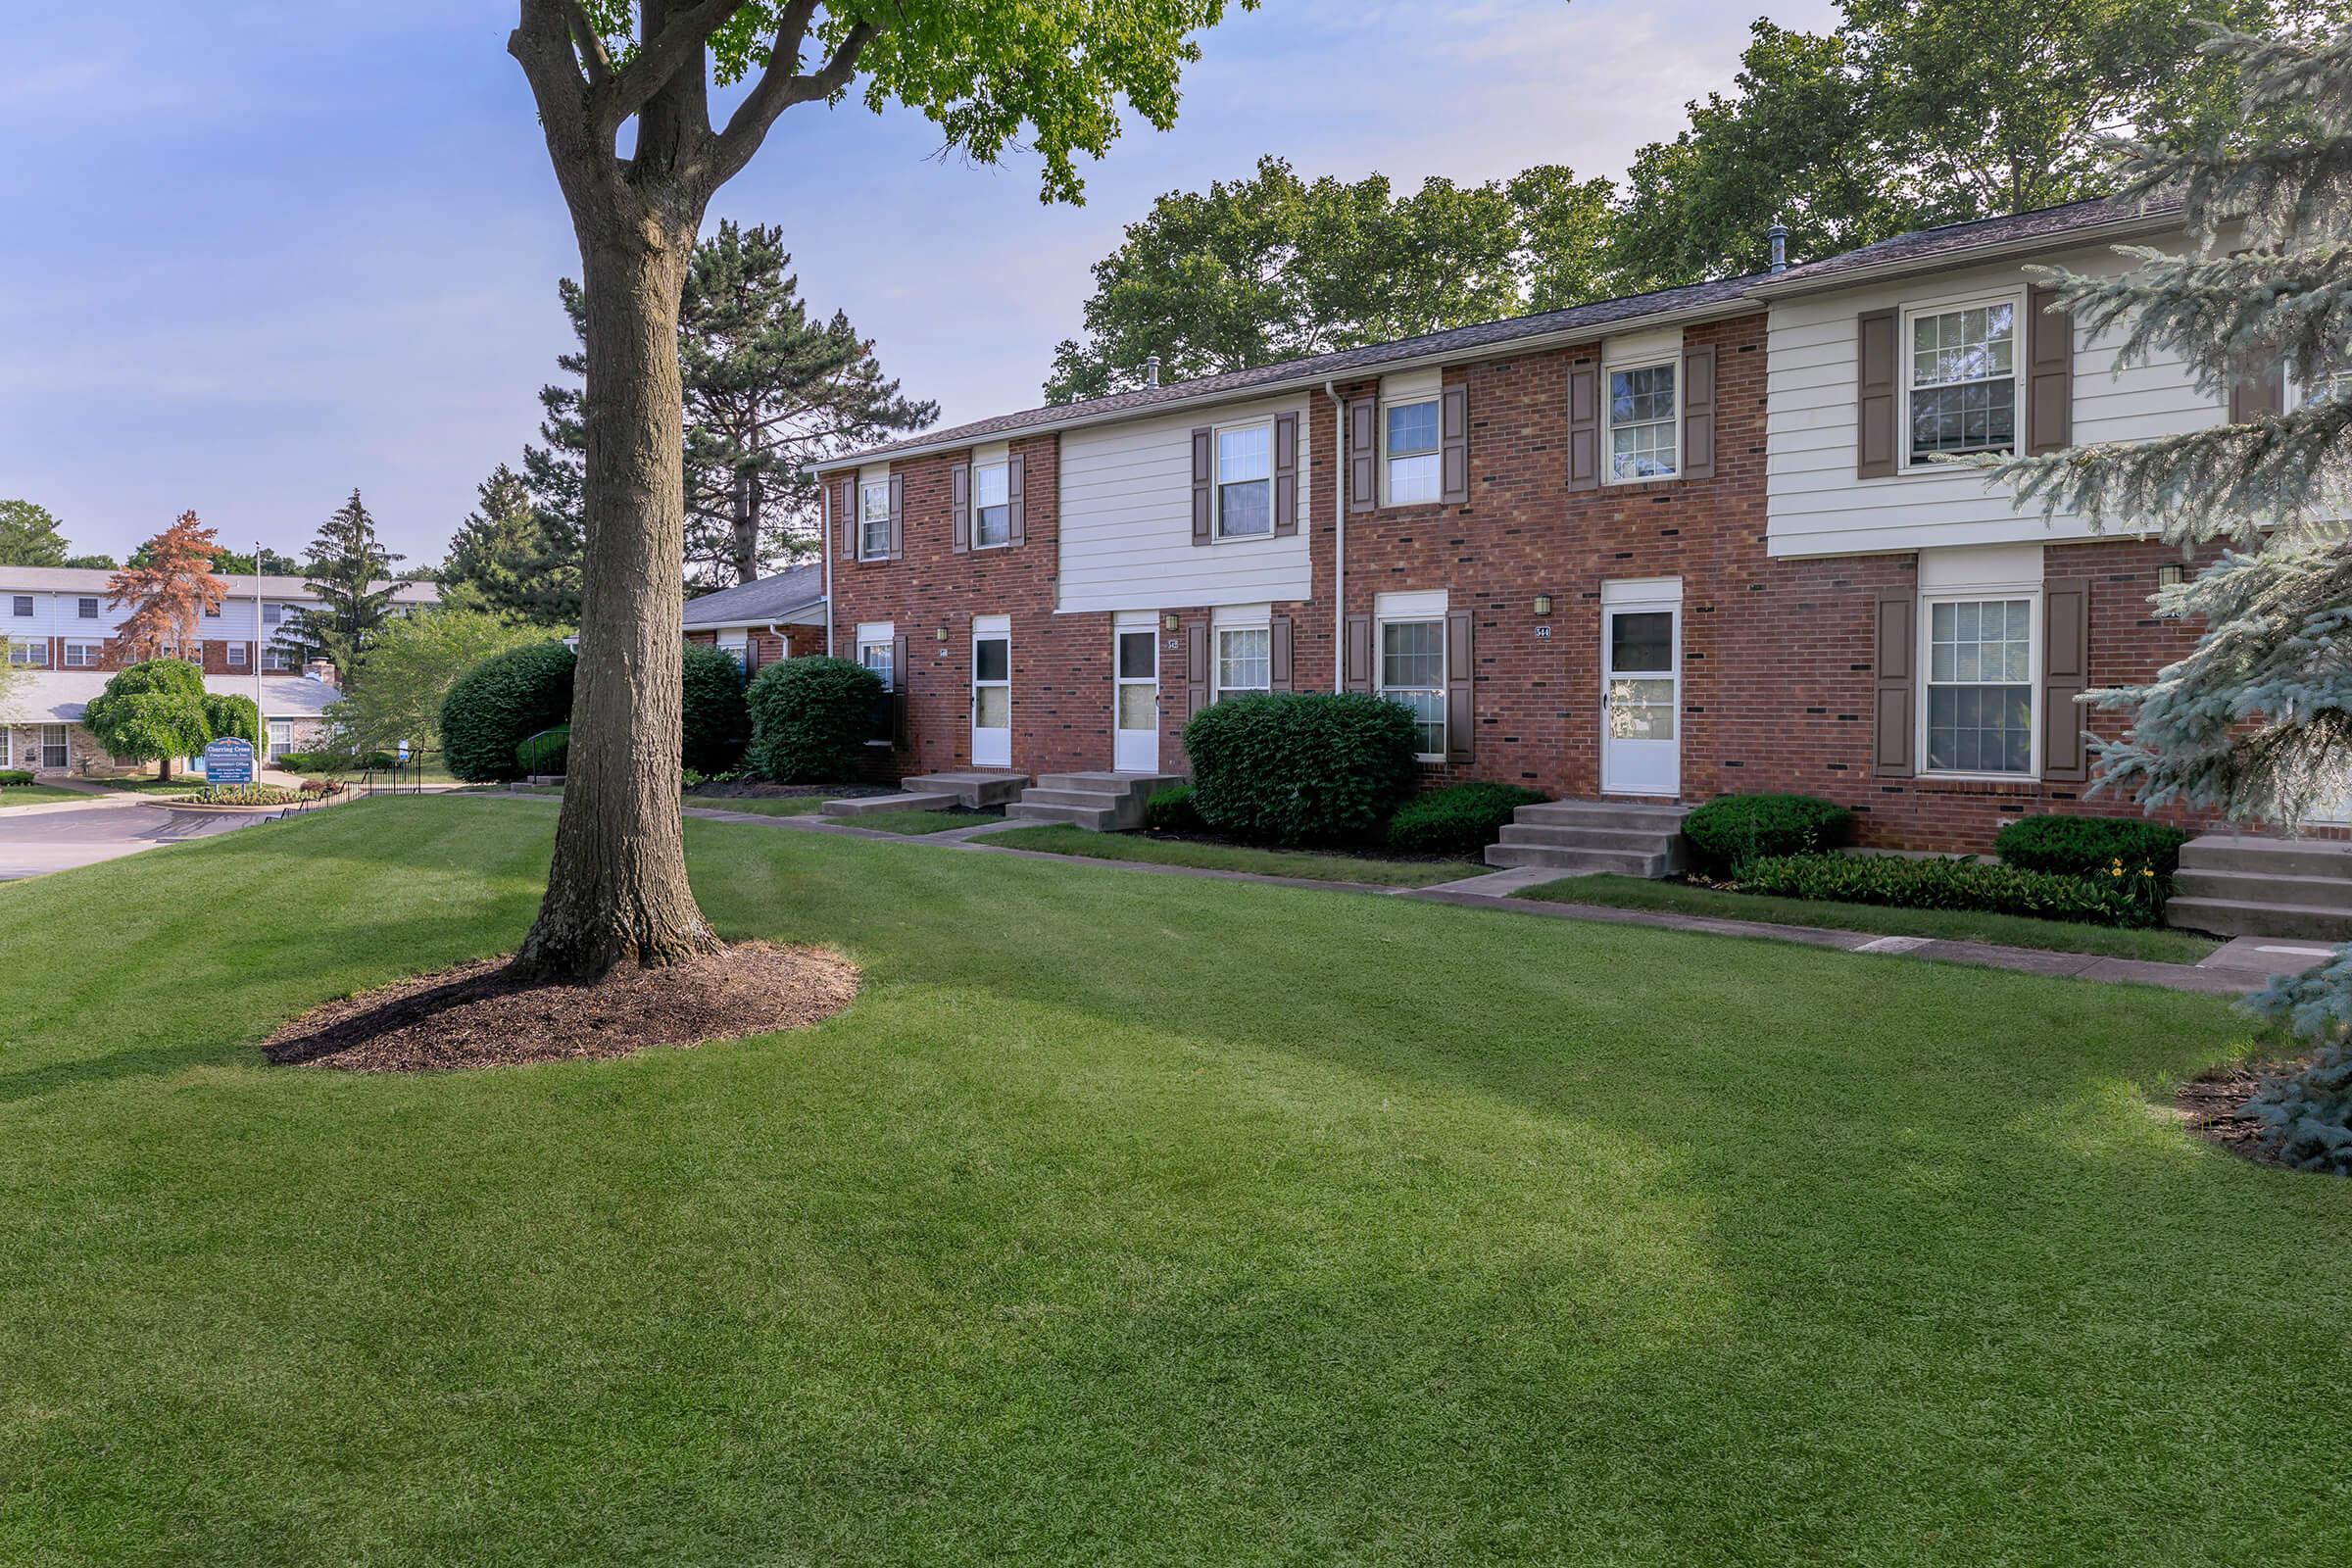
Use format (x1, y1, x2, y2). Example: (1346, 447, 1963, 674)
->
(1, 797, 2345, 1565)
(95, 777, 199, 796)
(686, 793, 829, 816)
(982, 822, 1474, 887)
(0, 784, 91, 807)
(1525, 873, 2222, 963)
(829, 807, 1002, 834)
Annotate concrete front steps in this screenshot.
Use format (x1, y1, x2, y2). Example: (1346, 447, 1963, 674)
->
(2167, 834, 2352, 940)
(1482, 800, 1690, 878)
(824, 770, 1030, 817)
(1004, 772, 1185, 831)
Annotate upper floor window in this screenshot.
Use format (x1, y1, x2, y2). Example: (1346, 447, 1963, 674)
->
(1607, 361, 1679, 481)
(1384, 399, 1441, 505)
(1379, 619, 1446, 759)
(1216, 425, 1272, 538)
(204, 603, 220, 618)
(263, 603, 282, 625)
(1924, 596, 2034, 776)
(10, 595, 30, 617)
(973, 462, 1011, 548)
(1907, 300, 2016, 463)
(77, 598, 98, 619)
(1214, 625, 1270, 698)
(858, 480, 891, 560)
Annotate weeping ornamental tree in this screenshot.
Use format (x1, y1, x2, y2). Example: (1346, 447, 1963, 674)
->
(1984, 23, 2352, 1170)
(506, 0, 1249, 979)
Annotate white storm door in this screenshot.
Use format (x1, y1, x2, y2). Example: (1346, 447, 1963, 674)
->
(972, 620, 1011, 768)
(1601, 596, 1681, 797)
(1113, 625, 1159, 772)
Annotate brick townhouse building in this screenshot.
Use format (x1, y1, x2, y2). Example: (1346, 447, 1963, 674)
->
(806, 195, 2259, 856)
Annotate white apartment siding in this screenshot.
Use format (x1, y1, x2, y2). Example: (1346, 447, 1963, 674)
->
(1766, 241, 2223, 559)
(1056, 393, 1314, 614)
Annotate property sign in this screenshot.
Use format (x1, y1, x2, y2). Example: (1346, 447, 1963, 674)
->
(203, 738, 255, 784)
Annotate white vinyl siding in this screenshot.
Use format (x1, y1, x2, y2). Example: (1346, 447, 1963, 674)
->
(1055, 395, 1311, 613)
(1765, 241, 2228, 558)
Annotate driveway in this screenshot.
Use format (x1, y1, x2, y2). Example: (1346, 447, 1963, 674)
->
(0, 796, 274, 880)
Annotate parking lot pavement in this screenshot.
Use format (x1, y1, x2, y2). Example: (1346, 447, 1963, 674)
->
(0, 800, 270, 880)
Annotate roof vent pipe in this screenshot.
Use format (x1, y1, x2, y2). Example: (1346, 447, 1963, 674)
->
(1768, 221, 1788, 274)
(1144, 353, 1161, 389)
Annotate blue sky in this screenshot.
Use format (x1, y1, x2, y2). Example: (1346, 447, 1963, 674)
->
(0, 1, 1834, 565)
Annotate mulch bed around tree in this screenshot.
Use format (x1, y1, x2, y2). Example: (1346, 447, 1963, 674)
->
(263, 943, 858, 1072)
(2176, 1060, 2291, 1166)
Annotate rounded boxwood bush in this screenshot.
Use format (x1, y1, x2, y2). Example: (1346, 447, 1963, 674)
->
(1994, 813, 2189, 880)
(1144, 783, 1203, 833)
(1183, 692, 1421, 845)
(1384, 781, 1548, 855)
(681, 643, 753, 775)
(1684, 793, 1856, 871)
(439, 639, 575, 782)
(746, 656, 883, 783)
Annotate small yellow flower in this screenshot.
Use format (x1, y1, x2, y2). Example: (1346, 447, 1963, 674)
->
(2142, 867, 2156, 879)
(2111, 865, 2124, 877)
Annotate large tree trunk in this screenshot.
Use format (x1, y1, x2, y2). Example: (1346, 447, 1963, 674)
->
(511, 234, 723, 980)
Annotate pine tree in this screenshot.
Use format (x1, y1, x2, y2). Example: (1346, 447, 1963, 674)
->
(0, 500, 72, 566)
(1981, 21, 2352, 1171)
(445, 464, 581, 626)
(278, 490, 403, 675)
(107, 512, 230, 661)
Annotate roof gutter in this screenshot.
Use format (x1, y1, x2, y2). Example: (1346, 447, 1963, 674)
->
(1740, 210, 2185, 300)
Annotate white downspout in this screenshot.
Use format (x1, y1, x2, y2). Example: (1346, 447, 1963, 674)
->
(820, 480, 836, 657)
(1325, 379, 1345, 692)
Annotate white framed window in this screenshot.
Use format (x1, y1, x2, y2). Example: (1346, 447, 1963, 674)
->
(263, 646, 295, 672)
(7, 639, 47, 667)
(62, 640, 101, 668)
(858, 639, 894, 691)
(1384, 398, 1442, 505)
(267, 720, 294, 760)
(40, 724, 68, 770)
(226, 641, 248, 668)
(204, 604, 220, 618)
(1904, 297, 2019, 466)
(859, 480, 891, 560)
(1922, 596, 2035, 777)
(1379, 619, 1446, 759)
(1606, 360, 1680, 482)
(1214, 625, 1271, 699)
(9, 596, 30, 618)
(0, 729, 9, 767)
(263, 603, 281, 625)
(973, 462, 1011, 548)
(76, 597, 98, 619)
(1214, 423, 1272, 539)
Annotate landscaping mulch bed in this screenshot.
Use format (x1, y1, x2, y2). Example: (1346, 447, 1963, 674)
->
(263, 942, 858, 1072)
(2177, 1060, 2290, 1166)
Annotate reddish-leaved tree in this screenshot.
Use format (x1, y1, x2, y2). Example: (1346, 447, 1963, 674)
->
(108, 512, 230, 662)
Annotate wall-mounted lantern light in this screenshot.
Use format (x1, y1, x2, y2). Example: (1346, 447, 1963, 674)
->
(1532, 595, 1553, 616)
(1162, 612, 1180, 632)
(936, 625, 950, 641)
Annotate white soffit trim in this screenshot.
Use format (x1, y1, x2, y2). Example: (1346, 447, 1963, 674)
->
(1918, 543, 2043, 593)
(1605, 326, 1682, 365)
(1375, 589, 1449, 620)
(1379, 367, 1442, 404)
(855, 620, 894, 644)
(858, 463, 889, 488)
(973, 613, 1010, 637)
(1601, 575, 1684, 605)
(972, 440, 1010, 466)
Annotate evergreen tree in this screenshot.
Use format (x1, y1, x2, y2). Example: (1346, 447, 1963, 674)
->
(107, 512, 230, 661)
(445, 464, 581, 625)
(0, 500, 72, 566)
(278, 490, 403, 673)
(1982, 21, 2352, 1171)
(534, 222, 934, 587)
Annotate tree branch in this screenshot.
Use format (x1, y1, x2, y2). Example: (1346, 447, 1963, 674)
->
(596, 0, 746, 133)
(511, 2, 618, 217)
(555, 0, 615, 87)
(704, 10, 876, 195)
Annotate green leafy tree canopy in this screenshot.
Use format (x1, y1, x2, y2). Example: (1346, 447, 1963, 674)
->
(0, 500, 73, 567)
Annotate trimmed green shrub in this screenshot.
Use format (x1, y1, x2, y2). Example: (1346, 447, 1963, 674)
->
(0, 769, 34, 787)
(183, 783, 303, 808)
(1736, 852, 2159, 927)
(1995, 814, 2190, 879)
(1183, 692, 1421, 845)
(439, 640, 575, 782)
(83, 660, 213, 779)
(1144, 784, 1203, 833)
(746, 657, 883, 783)
(681, 643, 753, 774)
(1684, 793, 1857, 871)
(1384, 781, 1547, 855)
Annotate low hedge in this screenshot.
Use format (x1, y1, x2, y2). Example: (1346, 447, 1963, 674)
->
(440, 640, 575, 782)
(1184, 692, 1421, 845)
(1994, 814, 2189, 880)
(182, 783, 304, 808)
(0, 769, 33, 787)
(1736, 852, 2161, 928)
(1384, 782, 1547, 855)
(1684, 794, 1856, 871)
(1144, 784, 1203, 833)
(747, 657, 883, 783)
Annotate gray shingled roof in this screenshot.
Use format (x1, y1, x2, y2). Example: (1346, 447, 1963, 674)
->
(682, 564, 825, 629)
(812, 273, 1764, 472)
(1750, 193, 2185, 294)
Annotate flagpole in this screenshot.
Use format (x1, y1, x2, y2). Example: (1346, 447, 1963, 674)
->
(254, 542, 265, 766)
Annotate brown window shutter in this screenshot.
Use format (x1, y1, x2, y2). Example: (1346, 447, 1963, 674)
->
(951, 463, 970, 554)
(1190, 427, 1213, 544)
(1857, 308, 1899, 478)
(1440, 383, 1470, 503)
(840, 477, 858, 560)
(891, 633, 910, 750)
(1873, 587, 1916, 776)
(1347, 398, 1377, 513)
(1271, 414, 1298, 537)
(2230, 362, 2285, 422)
(2040, 577, 2091, 781)
(1007, 452, 1026, 546)
(1269, 614, 1294, 691)
(1444, 610, 1474, 764)
(1566, 360, 1599, 492)
(1185, 619, 1209, 717)
(1682, 344, 1716, 479)
(2027, 285, 2073, 455)
(1344, 613, 1372, 693)
(886, 474, 905, 560)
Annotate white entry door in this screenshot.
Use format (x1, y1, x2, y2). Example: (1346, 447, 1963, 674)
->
(972, 619, 1011, 767)
(1113, 625, 1159, 772)
(1601, 593, 1680, 797)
